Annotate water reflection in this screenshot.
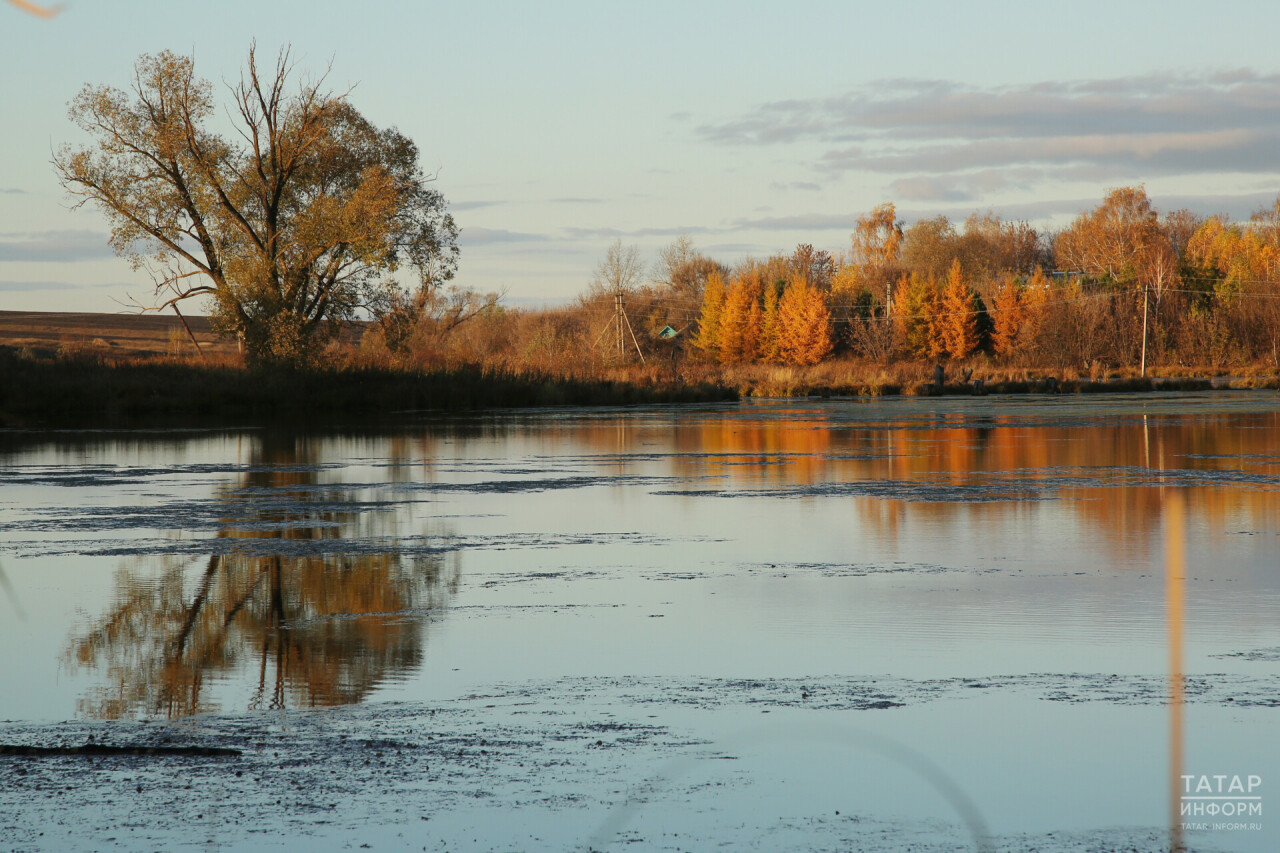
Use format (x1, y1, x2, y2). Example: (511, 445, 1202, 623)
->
(565, 404, 1280, 553)
(65, 436, 458, 719)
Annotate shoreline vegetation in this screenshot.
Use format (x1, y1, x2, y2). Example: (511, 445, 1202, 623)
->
(7, 182, 1280, 427)
(0, 347, 735, 428)
(1, 342, 1275, 429)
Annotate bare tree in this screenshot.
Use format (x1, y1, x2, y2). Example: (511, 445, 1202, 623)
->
(591, 239, 644, 295)
(653, 235, 723, 305)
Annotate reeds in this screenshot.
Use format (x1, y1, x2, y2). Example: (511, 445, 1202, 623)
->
(3, 343, 1271, 429)
(0, 348, 736, 427)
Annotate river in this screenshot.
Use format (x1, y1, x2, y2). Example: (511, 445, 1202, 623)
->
(2, 392, 1278, 851)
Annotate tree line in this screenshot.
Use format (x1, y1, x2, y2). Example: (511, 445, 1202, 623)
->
(669, 188, 1280, 372)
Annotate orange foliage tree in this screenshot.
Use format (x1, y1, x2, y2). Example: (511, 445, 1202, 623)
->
(693, 271, 728, 355)
(939, 259, 980, 359)
(718, 271, 763, 363)
(778, 275, 833, 365)
(990, 274, 1023, 358)
(759, 280, 784, 363)
(987, 267, 1048, 361)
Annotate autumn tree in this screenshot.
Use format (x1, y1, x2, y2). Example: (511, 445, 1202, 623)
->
(1021, 267, 1050, 355)
(693, 271, 728, 355)
(1162, 208, 1204, 259)
(1186, 216, 1280, 295)
(1250, 195, 1280, 247)
(849, 203, 903, 310)
(892, 272, 939, 358)
(758, 279, 784, 363)
(777, 275, 833, 365)
(901, 212, 1044, 282)
(789, 243, 836, 290)
(957, 212, 1045, 278)
(989, 274, 1025, 359)
(1001, 272, 1049, 363)
(1054, 187, 1181, 371)
(717, 271, 763, 363)
(1055, 186, 1177, 300)
(900, 216, 959, 279)
(939, 259, 980, 359)
(376, 285, 501, 356)
(55, 46, 458, 366)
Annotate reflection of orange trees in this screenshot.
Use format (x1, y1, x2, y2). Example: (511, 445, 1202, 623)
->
(67, 440, 458, 719)
(576, 410, 1280, 551)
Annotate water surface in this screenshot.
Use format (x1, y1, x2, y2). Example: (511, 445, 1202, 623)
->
(2, 392, 1278, 851)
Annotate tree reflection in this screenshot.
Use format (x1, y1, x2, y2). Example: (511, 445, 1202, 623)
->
(67, 436, 459, 719)
(568, 405, 1280, 551)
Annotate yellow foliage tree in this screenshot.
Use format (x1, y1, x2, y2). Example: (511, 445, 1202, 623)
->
(758, 281, 784, 363)
(778, 276, 833, 365)
(892, 272, 935, 358)
(1185, 216, 1280, 296)
(939, 259, 979, 359)
(1021, 266, 1050, 352)
(693, 271, 727, 355)
(990, 274, 1024, 358)
(828, 262, 863, 303)
(718, 272, 763, 363)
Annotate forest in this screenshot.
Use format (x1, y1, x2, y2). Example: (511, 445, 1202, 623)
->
(354, 186, 1280, 393)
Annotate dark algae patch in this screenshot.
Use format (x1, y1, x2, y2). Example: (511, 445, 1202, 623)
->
(0, 743, 240, 757)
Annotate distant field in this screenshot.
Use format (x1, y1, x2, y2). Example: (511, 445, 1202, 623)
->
(0, 310, 237, 357)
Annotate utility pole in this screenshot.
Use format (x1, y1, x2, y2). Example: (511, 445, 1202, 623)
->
(615, 292, 625, 358)
(593, 289, 646, 365)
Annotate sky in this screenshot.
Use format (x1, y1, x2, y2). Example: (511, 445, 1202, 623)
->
(5, 0, 1280, 313)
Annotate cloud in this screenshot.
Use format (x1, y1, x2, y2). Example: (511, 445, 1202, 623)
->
(563, 225, 716, 239)
(0, 280, 79, 292)
(458, 227, 546, 246)
(697, 72, 1280, 200)
(888, 177, 975, 203)
(549, 197, 606, 204)
(703, 242, 761, 254)
(0, 230, 116, 262)
(1, 188, 27, 195)
(893, 190, 1280, 224)
(731, 213, 853, 231)
(0, 280, 125, 292)
(452, 200, 504, 212)
(769, 181, 823, 192)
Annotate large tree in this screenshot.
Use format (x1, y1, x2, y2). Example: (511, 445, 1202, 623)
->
(55, 46, 459, 365)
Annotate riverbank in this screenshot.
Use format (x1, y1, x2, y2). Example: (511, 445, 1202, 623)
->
(0, 348, 737, 428)
(5, 342, 1280, 429)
